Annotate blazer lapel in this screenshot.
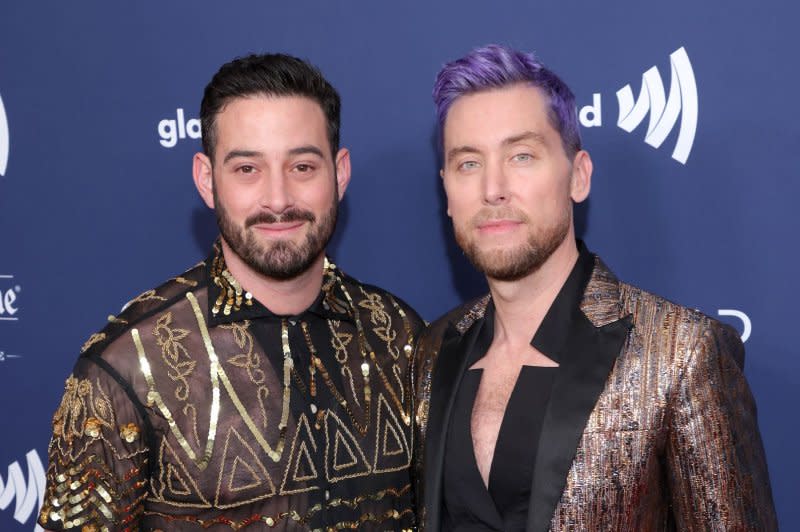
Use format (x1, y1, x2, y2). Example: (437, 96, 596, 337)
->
(526, 259, 633, 532)
(424, 318, 485, 532)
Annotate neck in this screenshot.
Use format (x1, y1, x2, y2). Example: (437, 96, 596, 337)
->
(220, 239, 325, 316)
(487, 236, 579, 347)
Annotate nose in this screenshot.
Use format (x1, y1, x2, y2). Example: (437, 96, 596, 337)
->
(482, 159, 509, 205)
(259, 173, 294, 213)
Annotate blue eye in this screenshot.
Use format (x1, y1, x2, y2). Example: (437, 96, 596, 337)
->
(513, 153, 533, 163)
(458, 160, 480, 171)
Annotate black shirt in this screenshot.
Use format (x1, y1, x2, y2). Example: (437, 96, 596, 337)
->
(441, 242, 595, 531)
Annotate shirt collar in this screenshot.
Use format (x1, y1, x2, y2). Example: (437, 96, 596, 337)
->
(205, 240, 355, 326)
(482, 240, 595, 364)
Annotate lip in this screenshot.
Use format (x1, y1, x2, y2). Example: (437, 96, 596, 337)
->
(251, 221, 306, 236)
(476, 219, 523, 234)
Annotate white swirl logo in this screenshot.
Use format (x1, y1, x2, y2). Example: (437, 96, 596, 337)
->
(0, 92, 9, 177)
(617, 47, 698, 164)
(578, 47, 698, 165)
(0, 450, 45, 531)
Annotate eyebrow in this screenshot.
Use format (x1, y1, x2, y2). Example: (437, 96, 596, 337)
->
(223, 149, 263, 164)
(446, 131, 548, 165)
(288, 145, 325, 158)
(446, 146, 481, 165)
(222, 145, 325, 164)
(502, 131, 547, 147)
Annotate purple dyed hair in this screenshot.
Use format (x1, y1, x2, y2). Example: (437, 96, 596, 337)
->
(433, 44, 582, 158)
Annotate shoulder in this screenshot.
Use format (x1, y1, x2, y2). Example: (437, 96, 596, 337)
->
(77, 260, 208, 366)
(617, 280, 743, 368)
(418, 294, 490, 356)
(619, 281, 722, 332)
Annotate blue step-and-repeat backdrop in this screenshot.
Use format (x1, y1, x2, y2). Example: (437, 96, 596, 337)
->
(1, 2, 797, 530)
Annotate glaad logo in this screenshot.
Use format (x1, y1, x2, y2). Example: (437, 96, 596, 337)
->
(718, 309, 751, 342)
(0, 275, 21, 322)
(579, 47, 698, 164)
(0, 450, 46, 531)
(0, 92, 9, 176)
(158, 108, 201, 148)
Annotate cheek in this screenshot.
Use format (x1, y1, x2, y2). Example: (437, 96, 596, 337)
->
(217, 186, 257, 218)
(303, 180, 337, 208)
(446, 198, 474, 228)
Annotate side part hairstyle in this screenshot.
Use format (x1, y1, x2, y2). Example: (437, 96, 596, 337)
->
(200, 53, 341, 162)
(433, 44, 581, 158)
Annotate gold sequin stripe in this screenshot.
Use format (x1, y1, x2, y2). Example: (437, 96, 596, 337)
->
(300, 321, 318, 397)
(368, 349, 412, 426)
(301, 321, 370, 435)
(211, 249, 253, 316)
(43, 456, 147, 529)
(387, 295, 415, 360)
(332, 267, 374, 429)
(277, 319, 294, 430)
(318, 508, 414, 530)
(338, 282, 410, 427)
(193, 291, 292, 462)
(141, 483, 413, 530)
(197, 293, 290, 462)
(134, 296, 220, 471)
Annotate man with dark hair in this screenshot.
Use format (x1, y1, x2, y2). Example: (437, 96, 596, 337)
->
(39, 53, 422, 531)
(414, 44, 776, 531)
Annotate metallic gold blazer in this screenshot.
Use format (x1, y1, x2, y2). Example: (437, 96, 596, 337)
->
(413, 256, 777, 531)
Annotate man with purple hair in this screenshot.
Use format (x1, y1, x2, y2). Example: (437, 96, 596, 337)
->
(413, 44, 776, 531)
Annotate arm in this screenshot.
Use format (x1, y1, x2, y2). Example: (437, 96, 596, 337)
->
(38, 356, 149, 531)
(666, 321, 777, 531)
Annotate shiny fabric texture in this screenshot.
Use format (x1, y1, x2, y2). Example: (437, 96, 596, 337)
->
(39, 242, 423, 531)
(414, 255, 777, 531)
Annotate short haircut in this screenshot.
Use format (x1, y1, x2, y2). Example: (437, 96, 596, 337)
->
(433, 44, 581, 158)
(200, 53, 341, 162)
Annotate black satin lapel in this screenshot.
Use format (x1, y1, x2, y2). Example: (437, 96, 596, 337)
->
(526, 313, 632, 532)
(424, 320, 484, 532)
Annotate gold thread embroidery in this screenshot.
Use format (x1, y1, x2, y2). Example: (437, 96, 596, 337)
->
(80, 333, 106, 354)
(280, 414, 320, 495)
(372, 394, 411, 473)
(214, 427, 275, 507)
(129, 289, 167, 305)
(153, 312, 195, 402)
(221, 320, 271, 428)
(141, 483, 411, 530)
(324, 410, 371, 482)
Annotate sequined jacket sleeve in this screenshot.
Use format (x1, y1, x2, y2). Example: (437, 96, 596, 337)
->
(665, 321, 777, 531)
(39, 356, 149, 531)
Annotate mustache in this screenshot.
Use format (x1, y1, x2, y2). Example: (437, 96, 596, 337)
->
(471, 207, 529, 226)
(245, 208, 316, 227)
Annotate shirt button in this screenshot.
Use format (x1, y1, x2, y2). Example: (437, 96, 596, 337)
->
(325, 489, 330, 500)
(310, 403, 318, 414)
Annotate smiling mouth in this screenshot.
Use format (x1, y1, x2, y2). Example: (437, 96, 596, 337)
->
(252, 221, 306, 236)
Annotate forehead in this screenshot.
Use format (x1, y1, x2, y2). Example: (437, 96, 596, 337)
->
(214, 95, 328, 150)
(443, 84, 557, 148)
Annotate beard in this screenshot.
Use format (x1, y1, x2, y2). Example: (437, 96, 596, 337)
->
(214, 186, 338, 280)
(454, 205, 570, 282)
